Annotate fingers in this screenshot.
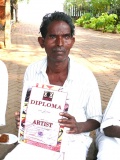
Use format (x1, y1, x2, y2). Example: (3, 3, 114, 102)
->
(14, 111, 20, 129)
(59, 112, 72, 119)
(58, 112, 78, 134)
(66, 129, 76, 134)
(58, 118, 71, 125)
(58, 112, 75, 124)
(15, 112, 20, 122)
(15, 123, 20, 129)
(15, 111, 20, 116)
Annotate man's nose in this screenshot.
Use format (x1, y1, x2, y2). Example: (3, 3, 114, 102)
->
(56, 36, 64, 46)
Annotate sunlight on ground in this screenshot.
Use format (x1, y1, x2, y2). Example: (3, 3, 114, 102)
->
(18, 0, 64, 24)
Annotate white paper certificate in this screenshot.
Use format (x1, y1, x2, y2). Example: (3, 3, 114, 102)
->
(18, 84, 68, 151)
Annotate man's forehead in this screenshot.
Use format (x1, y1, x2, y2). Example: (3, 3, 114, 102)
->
(47, 21, 71, 34)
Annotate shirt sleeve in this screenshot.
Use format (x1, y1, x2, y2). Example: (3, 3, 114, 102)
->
(86, 74, 102, 123)
(100, 80, 120, 133)
(0, 61, 8, 126)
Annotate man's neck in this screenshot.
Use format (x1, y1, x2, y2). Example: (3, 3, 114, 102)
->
(47, 57, 69, 74)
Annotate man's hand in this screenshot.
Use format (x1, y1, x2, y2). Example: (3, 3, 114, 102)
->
(58, 112, 80, 134)
(58, 112, 100, 134)
(15, 111, 20, 129)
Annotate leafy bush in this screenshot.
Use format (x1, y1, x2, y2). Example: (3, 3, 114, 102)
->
(75, 12, 120, 34)
(75, 17, 84, 27)
(95, 17, 106, 31)
(94, 13, 118, 32)
(116, 24, 120, 33)
(89, 17, 97, 29)
(75, 13, 92, 27)
(105, 24, 116, 33)
(82, 13, 92, 21)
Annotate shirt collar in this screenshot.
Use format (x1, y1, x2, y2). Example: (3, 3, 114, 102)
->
(36, 57, 75, 81)
(36, 57, 47, 74)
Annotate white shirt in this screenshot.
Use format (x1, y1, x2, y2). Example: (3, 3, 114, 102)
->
(5, 57, 101, 160)
(100, 80, 120, 133)
(22, 57, 102, 146)
(0, 60, 8, 126)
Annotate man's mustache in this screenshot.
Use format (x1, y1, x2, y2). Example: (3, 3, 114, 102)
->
(52, 47, 66, 52)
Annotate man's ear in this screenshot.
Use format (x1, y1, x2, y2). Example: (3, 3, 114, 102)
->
(72, 37, 75, 46)
(38, 37, 45, 48)
(71, 37, 75, 48)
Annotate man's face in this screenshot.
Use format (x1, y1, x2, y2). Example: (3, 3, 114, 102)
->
(38, 21, 75, 62)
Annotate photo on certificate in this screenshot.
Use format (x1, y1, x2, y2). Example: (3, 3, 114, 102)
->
(18, 83, 69, 152)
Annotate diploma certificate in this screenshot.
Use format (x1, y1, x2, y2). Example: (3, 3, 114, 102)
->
(18, 83, 68, 152)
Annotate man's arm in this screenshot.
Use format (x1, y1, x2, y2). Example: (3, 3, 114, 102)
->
(58, 112, 100, 134)
(76, 119, 100, 134)
(104, 126, 120, 138)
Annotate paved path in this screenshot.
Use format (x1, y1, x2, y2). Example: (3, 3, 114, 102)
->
(0, 22, 120, 159)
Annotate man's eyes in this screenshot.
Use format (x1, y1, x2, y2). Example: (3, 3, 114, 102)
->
(49, 35, 56, 39)
(48, 35, 71, 39)
(63, 35, 71, 39)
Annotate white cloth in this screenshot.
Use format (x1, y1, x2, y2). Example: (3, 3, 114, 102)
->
(100, 80, 120, 133)
(96, 80, 120, 160)
(4, 57, 102, 160)
(0, 60, 8, 126)
(96, 131, 120, 160)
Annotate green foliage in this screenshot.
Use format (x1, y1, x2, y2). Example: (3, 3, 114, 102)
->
(75, 12, 120, 33)
(116, 24, 120, 33)
(18, 0, 30, 3)
(64, 0, 88, 8)
(95, 16, 106, 30)
(64, 0, 91, 18)
(105, 24, 116, 33)
(75, 13, 92, 26)
(87, 17, 97, 29)
(94, 13, 118, 32)
(82, 13, 92, 21)
(90, 0, 110, 16)
(75, 17, 84, 26)
(64, 0, 120, 19)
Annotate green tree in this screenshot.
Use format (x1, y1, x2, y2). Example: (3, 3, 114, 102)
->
(64, 0, 88, 17)
(90, 0, 110, 16)
(64, 0, 120, 18)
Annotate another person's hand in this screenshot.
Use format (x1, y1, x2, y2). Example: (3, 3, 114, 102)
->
(58, 112, 80, 134)
(15, 111, 20, 129)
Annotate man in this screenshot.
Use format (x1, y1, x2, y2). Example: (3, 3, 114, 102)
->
(4, 11, 102, 160)
(0, 60, 8, 126)
(96, 80, 120, 160)
(10, 0, 18, 22)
